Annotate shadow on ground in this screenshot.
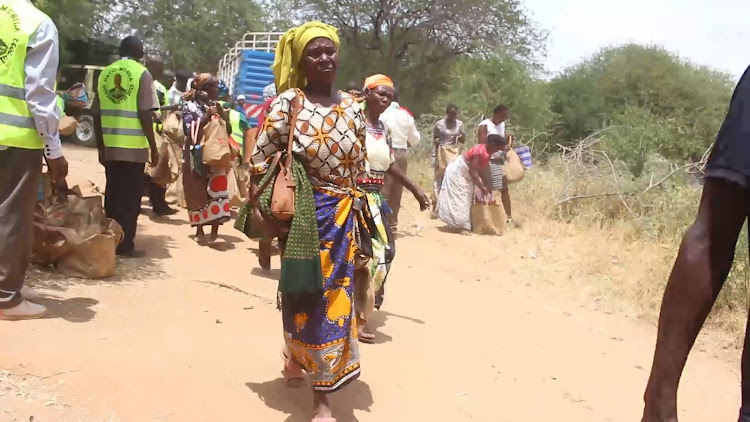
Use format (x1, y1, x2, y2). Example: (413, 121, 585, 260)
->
(246, 378, 373, 422)
(36, 297, 99, 323)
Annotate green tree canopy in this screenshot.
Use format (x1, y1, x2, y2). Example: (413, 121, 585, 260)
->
(110, 0, 266, 72)
(549, 44, 734, 160)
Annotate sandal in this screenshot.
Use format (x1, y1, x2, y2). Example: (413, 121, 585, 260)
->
(357, 328, 376, 344)
(312, 418, 336, 422)
(281, 351, 305, 387)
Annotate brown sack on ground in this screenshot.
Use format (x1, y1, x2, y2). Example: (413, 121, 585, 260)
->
(59, 116, 78, 137)
(31, 224, 77, 265)
(471, 203, 506, 236)
(56, 219, 123, 279)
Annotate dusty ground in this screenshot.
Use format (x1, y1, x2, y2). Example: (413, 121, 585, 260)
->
(0, 145, 743, 422)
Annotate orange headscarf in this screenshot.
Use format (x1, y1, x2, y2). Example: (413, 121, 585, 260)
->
(363, 74, 394, 90)
(183, 73, 214, 102)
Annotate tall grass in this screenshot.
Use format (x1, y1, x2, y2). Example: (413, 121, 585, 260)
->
(409, 120, 749, 334)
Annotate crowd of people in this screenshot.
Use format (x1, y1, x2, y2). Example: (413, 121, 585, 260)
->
(6, 3, 750, 421)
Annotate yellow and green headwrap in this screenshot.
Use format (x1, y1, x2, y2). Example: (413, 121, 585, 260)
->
(272, 21, 340, 92)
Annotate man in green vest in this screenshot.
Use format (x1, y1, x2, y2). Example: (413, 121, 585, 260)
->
(142, 55, 177, 216)
(0, 0, 69, 320)
(96, 36, 159, 258)
(225, 101, 249, 148)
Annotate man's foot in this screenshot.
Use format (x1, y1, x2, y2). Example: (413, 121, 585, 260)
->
(0, 301, 47, 321)
(116, 249, 146, 258)
(20, 286, 42, 301)
(154, 207, 179, 216)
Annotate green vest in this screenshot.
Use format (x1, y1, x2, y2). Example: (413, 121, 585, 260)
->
(0, 0, 47, 149)
(97, 59, 148, 149)
(229, 109, 244, 145)
(56, 95, 65, 117)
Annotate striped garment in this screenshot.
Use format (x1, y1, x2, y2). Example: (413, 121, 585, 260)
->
(514, 145, 532, 169)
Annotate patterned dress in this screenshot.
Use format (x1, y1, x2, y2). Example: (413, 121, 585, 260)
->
(250, 89, 367, 392)
(181, 100, 232, 227)
(438, 144, 491, 231)
(356, 120, 396, 320)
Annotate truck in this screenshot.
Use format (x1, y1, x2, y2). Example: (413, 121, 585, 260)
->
(217, 32, 283, 127)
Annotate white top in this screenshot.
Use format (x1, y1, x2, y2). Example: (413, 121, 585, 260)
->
(262, 83, 277, 101)
(379, 101, 420, 150)
(167, 84, 184, 107)
(479, 118, 506, 138)
(15, 0, 62, 159)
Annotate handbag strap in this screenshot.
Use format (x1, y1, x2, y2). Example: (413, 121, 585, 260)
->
(248, 91, 303, 205)
(283, 89, 303, 168)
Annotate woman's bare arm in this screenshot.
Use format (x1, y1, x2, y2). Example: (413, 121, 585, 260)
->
(478, 125, 488, 144)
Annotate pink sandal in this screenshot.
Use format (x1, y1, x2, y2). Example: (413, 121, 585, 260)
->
(281, 351, 305, 388)
(312, 418, 336, 422)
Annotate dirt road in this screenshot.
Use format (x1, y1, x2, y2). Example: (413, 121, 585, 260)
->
(0, 145, 742, 421)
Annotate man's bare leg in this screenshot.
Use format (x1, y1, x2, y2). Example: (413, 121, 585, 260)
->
(642, 179, 749, 421)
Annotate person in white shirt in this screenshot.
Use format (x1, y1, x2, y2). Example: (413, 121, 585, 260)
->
(0, 0, 69, 320)
(478, 104, 517, 225)
(379, 90, 421, 232)
(168, 70, 191, 107)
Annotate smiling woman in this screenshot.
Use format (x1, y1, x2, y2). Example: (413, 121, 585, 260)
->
(247, 21, 369, 422)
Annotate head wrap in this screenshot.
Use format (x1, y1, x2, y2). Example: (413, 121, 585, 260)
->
(272, 21, 340, 92)
(236, 94, 246, 101)
(363, 74, 394, 90)
(217, 80, 229, 97)
(183, 73, 214, 101)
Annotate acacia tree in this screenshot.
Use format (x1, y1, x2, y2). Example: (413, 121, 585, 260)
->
(293, 0, 546, 112)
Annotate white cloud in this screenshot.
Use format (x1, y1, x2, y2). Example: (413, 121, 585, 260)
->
(524, 0, 750, 79)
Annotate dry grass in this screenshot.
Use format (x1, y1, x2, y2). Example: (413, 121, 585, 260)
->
(408, 149, 750, 344)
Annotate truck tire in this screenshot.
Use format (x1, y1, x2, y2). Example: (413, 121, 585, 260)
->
(74, 113, 97, 148)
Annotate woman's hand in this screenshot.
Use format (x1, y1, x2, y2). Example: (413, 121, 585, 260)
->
(215, 105, 228, 121)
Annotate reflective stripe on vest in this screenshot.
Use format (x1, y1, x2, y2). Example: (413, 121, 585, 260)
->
(229, 109, 243, 144)
(56, 95, 64, 116)
(0, 0, 46, 149)
(97, 59, 148, 149)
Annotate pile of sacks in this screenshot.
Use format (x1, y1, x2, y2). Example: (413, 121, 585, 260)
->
(32, 178, 123, 279)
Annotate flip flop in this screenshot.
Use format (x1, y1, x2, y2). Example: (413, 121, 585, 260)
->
(357, 329, 376, 344)
(281, 351, 305, 388)
(312, 418, 336, 422)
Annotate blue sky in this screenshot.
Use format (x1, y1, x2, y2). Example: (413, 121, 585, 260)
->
(523, 0, 750, 79)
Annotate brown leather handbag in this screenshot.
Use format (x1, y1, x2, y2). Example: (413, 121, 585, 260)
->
(250, 91, 302, 221)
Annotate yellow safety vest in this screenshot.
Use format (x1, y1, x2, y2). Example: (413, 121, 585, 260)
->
(229, 109, 244, 145)
(97, 59, 148, 149)
(56, 95, 65, 117)
(0, 0, 47, 149)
